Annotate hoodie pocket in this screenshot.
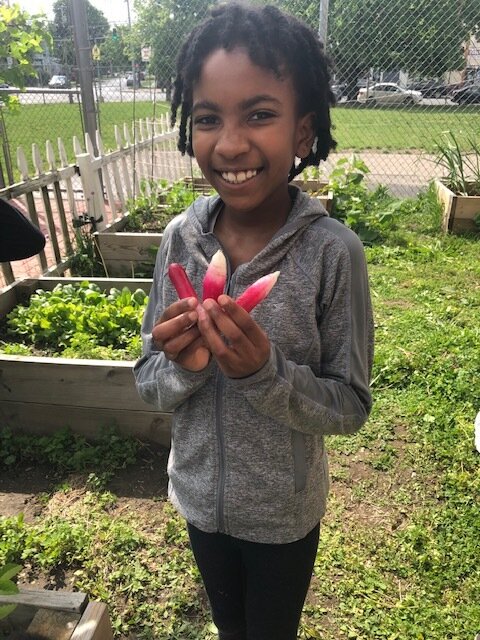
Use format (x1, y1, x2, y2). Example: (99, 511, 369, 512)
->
(291, 430, 307, 493)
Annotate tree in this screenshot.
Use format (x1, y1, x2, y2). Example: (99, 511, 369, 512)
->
(327, 0, 480, 94)
(100, 26, 131, 74)
(134, 0, 212, 100)
(0, 3, 51, 109)
(50, 0, 110, 74)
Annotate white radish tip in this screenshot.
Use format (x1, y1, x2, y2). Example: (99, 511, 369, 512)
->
(211, 249, 226, 268)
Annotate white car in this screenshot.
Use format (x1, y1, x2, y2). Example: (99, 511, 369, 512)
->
(357, 82, 422, 106)
(48, 75, 69, 88)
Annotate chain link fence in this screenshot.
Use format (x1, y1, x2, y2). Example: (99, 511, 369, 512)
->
(1, 0, 479, 195)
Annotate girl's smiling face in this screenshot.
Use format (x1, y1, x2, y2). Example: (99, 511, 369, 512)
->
(191, 47, 314, 224)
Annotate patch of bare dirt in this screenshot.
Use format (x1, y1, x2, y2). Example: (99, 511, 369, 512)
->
(0, 444, 169, 523)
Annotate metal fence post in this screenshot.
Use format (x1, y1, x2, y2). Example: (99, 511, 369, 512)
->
(70, 0, 98, 155)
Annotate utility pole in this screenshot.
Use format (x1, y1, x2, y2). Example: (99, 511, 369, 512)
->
(318, 0, 329, 46)
(70, 0, 98, 154)
(125, 0, 136, 87)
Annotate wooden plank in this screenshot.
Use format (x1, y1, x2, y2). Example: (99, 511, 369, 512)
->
(71, 601, 114, 640)
(455, 194, 480, 219)
(95, 232, 162, 262)
(0, 279, 22, 315)
(0, 167, 77, 198)
(0, 356, 153, 409)
(6, 276, 152, 300)
(0, 589, 88, 613)
(27, 609, 80, 639)
(0, 401, 172, 446)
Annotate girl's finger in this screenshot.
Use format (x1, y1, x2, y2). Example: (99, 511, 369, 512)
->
(158, 297, 198, 323)
(153, 308, 198, 346)
(196, 303, 233, 356)
(161, 324, 202, 359)
(214, 295, 268, 344)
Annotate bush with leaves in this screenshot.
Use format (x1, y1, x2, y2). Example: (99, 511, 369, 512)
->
(0, 4, 51, 111)
(324, 155, 405, 243)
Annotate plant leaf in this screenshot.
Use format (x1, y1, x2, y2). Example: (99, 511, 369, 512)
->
(0, 579, 19, 595)
(0, 604, 17, 621)
(0, 564, 21, 582)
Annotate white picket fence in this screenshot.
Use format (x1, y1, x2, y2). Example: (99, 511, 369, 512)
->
(0, 115, 195, 288)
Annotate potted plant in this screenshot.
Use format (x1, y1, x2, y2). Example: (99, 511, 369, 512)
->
(434, 131, 480, 233)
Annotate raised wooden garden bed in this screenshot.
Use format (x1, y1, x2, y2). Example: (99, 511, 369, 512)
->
(94, 220, 161, 277)
(94, 177, 334, 277)
(435, 178, 480, 234)
(0, 588, 113, 639)
(0, 277, 172, 446)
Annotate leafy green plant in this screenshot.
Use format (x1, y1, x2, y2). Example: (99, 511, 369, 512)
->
(434, 130, 480, 196)
(69, 227, 108, 278)
(0, 563, 21, 621)
(125, 179, 215, 232)
(324, 155, 401, 243)
(164, 180, 199, 215)
(125, 179, 168, 232)
(2, 281, 147, 359)
(0, 426, 140, 472)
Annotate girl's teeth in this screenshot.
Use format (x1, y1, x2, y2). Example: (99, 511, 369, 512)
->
(221, 170, 257, 184)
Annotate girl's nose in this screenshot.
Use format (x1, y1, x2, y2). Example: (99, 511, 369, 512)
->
(215, 126, 250, 158)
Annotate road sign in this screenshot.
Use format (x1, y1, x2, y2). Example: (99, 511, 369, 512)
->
(141, 46, 151, 62)
(92, 45, 101, 61)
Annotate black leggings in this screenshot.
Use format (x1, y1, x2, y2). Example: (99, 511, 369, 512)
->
(187, 522, 320, 640)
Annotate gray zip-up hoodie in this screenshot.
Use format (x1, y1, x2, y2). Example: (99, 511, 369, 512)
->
(134, 187, 374, 544)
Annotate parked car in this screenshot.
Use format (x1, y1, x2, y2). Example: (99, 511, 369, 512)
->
(48, 75, 70, 88)
(126, 71, 141, 87)
(407, 80, 449, 98)
(357, 82, 422, 106)
(331, 83, 346, 101)
(450, 83, 480, 104)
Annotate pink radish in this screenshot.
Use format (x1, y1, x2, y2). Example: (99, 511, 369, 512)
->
(203, 250, 227, 301)
(168, 263, 198, 299)
(168, 254, 280, 314)
(235, 271, 280, 312)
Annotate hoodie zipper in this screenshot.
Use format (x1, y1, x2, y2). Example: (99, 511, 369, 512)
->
(215, 261, 237, 533)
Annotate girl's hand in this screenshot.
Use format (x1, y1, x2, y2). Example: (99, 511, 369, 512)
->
(197, 295, 271, 378)
(152, 298, 211, 372)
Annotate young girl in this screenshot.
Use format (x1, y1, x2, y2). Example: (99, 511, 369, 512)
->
(134, 4, 374, 638)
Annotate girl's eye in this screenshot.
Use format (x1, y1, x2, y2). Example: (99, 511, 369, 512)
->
(250, 111, 275, 122)
(193, 115, 218, 127)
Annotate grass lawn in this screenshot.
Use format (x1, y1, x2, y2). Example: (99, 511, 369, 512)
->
(0, 187, 479, 638)
(2, 101, 170, 175)
(2, 101, 479, 177)
(332, 104, 480, 152)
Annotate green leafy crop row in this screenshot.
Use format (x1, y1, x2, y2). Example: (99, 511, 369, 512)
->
(1, 282, 147, 360)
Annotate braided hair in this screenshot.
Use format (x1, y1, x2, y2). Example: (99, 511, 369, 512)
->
(171, 2, 337, 181)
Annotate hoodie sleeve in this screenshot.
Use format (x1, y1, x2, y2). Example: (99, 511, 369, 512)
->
(133, 219, 213, 412)
(229, 224, 374, 436)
